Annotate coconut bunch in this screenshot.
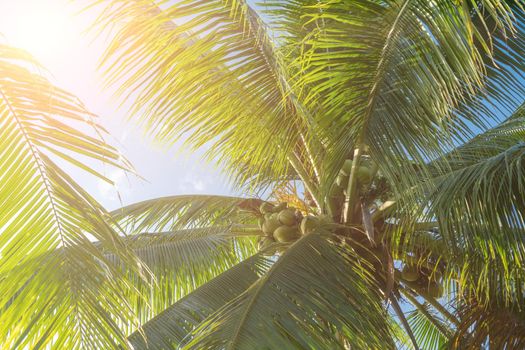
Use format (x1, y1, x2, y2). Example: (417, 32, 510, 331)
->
(328, 158, 374, 217)
(257, 202, 322, 254)
(400, 260, 444, 298)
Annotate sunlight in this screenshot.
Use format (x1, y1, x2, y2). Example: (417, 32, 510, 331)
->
(3, 1, 75, 63)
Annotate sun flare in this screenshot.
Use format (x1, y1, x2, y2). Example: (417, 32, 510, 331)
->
(2, 1, 75, 62)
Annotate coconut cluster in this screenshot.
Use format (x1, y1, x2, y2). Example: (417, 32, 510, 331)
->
(257, 202, 320, 254)
(401, 262, 443, 298)
(328, 158, 373, 216)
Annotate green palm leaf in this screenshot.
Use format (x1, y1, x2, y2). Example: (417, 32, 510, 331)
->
(128, 254, 271, 349)
(423, 103, 525, 306)
(182, 233, 393, 349)
(113, 226, 259, 331)
(270, 0, 522, 211)
(0, 44, 144, 348)
(89, 0, 319, 192)
(406, 302, 452, 350)
(111, 195, 263, 233)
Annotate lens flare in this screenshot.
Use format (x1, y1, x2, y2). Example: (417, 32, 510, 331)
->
(1, 1, 75, 63)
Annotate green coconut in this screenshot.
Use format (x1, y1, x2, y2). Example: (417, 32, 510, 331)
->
(273, 225, 300, 243)
(401, 265, 420, 282)
(262, 217, 281, 235)
(426, 282, 444, 298)
(356, 166, 372, 184)
(341, 159, 353, 175)
(259, 202, 275, 214)
(300, 216, 320, 235)
(278, 209, 297, 226)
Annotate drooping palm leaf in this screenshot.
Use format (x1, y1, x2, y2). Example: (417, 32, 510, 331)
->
(423, 103, 525, 307)
(268, 0, 523, 214)
(452, 298, 525, 349)
(0, 44, 144, 349)
(406, 302, 453, 350)
(88, 0, 322, 194)
(111, 195, 263, 233)
(112, 225, 259, 326)
(182, 233, 394, 350)
(128, 254, 271, 349)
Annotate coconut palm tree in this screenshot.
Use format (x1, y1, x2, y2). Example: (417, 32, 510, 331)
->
(3, 0, 525, 348)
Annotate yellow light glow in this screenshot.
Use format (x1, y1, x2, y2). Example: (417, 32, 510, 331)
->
(5, 1, 75, 62)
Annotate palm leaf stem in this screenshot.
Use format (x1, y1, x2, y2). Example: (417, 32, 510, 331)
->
(288, 152, 321, 210)
(300, 132, 321, 184)
(372, 200, 397, 223)
(390, 295, 420, 350)
(343, 146, 364, 223)
(229, 225, 263, 235)
(405, 287, 459, 326)
(402, 290, 451, 336)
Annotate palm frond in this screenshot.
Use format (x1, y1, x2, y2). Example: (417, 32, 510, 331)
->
(421, 103, 525, 306)
(114, 226, 259, 333)
(128, 254, 271, 349)
(111, 195, 264, 233)
(452, 298, 525, 349)
(268, 0, 523, 202)
(88, 0, 321, 192)
(0, 43, 144, 348)
(406, 302, 453, 350)
(182, 233, 394, 349)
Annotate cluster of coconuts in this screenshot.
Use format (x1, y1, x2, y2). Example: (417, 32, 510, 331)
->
(401, 263, 443, 298)
(328, 158, 373, 216)
(257, 202, 321, 254)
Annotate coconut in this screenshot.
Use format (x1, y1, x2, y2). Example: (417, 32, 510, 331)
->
(341, 159, 353, 175)
(300, 216, 320, 235)
(273, 225, 300, 243)
(263, 216, 281, 235)
(278, 209, 297, 226)
(356, 166, 372, 184)
(401, 265, 420, 282)
(259, 202, 275, 214)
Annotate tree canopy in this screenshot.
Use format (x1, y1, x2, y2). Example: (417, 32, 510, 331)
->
(2, 0, 525, 349)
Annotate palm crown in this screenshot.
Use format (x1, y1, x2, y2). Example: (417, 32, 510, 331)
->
(2, 0, 525, 349)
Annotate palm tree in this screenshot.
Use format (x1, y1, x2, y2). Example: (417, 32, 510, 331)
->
(3, 0, 525, 348)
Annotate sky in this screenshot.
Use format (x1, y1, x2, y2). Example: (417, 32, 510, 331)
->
(0, 0, 237, 210)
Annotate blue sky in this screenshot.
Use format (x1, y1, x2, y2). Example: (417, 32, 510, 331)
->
(0, 0, 238, 210)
